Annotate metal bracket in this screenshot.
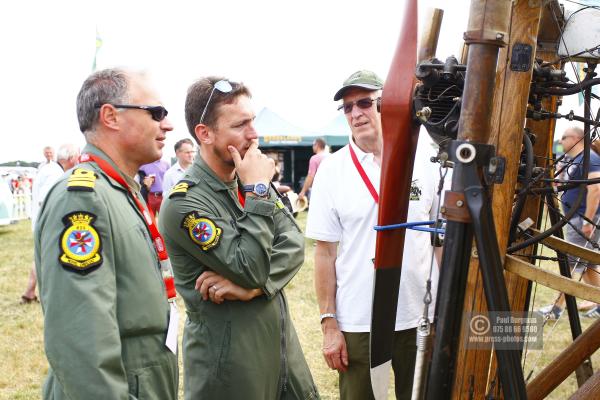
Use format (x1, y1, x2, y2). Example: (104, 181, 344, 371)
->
(441, 191, 471, 223)
(446, 140, 506, 185)
(485, 156, 506, 184)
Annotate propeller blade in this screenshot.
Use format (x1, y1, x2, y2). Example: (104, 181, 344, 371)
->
(370, 0, 420, 397)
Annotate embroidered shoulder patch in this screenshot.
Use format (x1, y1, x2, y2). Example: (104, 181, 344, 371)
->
(410, 179, 422, 201)
(169, 180, 195, 198)
(67, 168, 97, 192)
(59, 212, 103, 274)
(181, 211, 222, 251)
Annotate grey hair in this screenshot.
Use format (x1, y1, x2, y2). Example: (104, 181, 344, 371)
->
(567, 126, 585, 138)
(56, 144, 79, 161)
(76, 68, 131, 134)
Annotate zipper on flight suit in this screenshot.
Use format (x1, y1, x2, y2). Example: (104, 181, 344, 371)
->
(276, 292, 288, 397)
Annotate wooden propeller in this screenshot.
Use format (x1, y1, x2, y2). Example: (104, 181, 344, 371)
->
(369, 0, 420, 397)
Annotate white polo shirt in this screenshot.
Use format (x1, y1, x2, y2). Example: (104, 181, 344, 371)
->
(162, 162, 188, 194)
(31, 162, 64, 231)
(305, 137, 439, 332)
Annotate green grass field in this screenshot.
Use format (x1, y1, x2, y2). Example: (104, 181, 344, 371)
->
(1, 215, 599, 399)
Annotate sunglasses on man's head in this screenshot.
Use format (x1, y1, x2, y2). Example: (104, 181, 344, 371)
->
(199, 80, 234, 125)
(338, 97, 379, 114)
(95, 104, 169, 122)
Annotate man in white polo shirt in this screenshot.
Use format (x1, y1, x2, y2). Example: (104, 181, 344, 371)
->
(305, 70, 439, 400)
(162, 138, 195, 193)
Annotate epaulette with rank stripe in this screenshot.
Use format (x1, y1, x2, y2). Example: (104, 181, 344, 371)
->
(169, 180, 195, 198)
(67, 168, 97, 191)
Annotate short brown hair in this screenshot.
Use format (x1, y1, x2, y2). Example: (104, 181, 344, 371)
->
(185, 77, 251, 144)
(314, 137, 326, 149)
(174, 138, 194, 153)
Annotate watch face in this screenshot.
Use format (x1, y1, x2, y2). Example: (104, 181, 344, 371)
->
(254, 183, 269, 196)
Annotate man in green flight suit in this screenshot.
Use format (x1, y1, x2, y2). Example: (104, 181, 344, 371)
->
(159, 77, 319, 399)
(34, 68, 178, 399)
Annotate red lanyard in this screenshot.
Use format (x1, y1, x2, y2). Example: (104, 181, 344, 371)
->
(80, 153, 176, 300)
(348, 145, 379, 203)
(237, 188, 246, 207)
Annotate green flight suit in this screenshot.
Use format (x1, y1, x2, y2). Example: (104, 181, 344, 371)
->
(159, 156, 319, 400)
(34, 144, 178, 400)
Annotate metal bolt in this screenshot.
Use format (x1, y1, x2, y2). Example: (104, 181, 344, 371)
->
(472, 248, 479, 258)
(440, 206, 447, 214)
(416, 107, 432, 122)
(456, 200, 464, 207)
(496, 32, 504, 40)
(489, 158, 497, 174)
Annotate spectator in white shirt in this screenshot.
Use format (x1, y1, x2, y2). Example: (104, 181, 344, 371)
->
(38, 146, 56, 169)
(162, 138, 195, 193)
(21, 144, 79, 304)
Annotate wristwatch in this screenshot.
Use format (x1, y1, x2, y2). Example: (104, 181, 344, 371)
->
(243, 182, 269, 197)
(320, 313, 337, 324)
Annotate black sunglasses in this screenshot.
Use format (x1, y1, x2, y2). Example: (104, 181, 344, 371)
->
(338, 97, 380, 114)
(96, 104, 169, 122)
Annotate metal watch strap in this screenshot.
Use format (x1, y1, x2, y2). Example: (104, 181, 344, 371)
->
(320, 313, 337, 323)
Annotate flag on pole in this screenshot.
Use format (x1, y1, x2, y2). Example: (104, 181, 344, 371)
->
(92, 28, 102, 72)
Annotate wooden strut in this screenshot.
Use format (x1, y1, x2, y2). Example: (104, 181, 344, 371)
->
(418, 7, 444, 63)
(570, 369, 600, 399)
(448, 1, 570, 398)
(448, 0, 544, 398)
(504, 255, 600, 304)
(526, 317, 600, 400)
(533, 228, 600, 265)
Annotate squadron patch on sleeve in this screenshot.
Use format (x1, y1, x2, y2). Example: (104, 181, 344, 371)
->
(67, 168, 97, 191)
(181, 211, 222, 251)
(59, 212, 103, 274)
(169, 180, 195, 198)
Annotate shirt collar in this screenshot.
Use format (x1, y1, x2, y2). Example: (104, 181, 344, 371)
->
(349, 137, 375, 164)
(176, 161, 188, 172)
(191, 156, 232, 192)
(81, 143, 141, 192)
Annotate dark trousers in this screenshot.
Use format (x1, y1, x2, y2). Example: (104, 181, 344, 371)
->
(340, 329, 417, 400)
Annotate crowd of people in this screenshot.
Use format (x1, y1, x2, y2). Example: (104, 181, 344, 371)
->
(21, 65, 600, 400)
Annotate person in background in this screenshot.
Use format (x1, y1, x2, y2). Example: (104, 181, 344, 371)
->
(305, 69, 440, 400)
(34, 68, 178, 399)
(159, 76, 318, 399)
(140, 158, 170, 214)
(38, 146, 56, 169)
(539, 126, 600, 319)
(20, 144, 80, 304)
(162, 138, 195, 193)
(298, 137, 327, 202)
